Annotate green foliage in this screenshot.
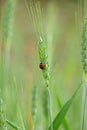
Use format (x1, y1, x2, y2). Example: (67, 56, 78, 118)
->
(3, 0, 16, 48)
(0, 0, 85, 130)
(81, 18, 87, 74)
(81, 17, 87, 130)
(6, 119, 22, 130)
(49, 83, 81, 130)
(31, 86, 38, 121)
(0, 99, 6, 129)
(57, 94, 70, 130)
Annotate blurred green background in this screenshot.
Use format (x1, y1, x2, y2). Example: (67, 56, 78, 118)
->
(0, 0, 86, 130)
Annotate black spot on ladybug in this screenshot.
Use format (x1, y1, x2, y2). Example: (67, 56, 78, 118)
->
(39, 62, 46, 70)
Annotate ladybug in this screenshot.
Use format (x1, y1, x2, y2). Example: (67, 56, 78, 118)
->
(39, 62, 46, 70)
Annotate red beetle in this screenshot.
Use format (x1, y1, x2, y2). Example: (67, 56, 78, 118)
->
(39, 62, 46, 70)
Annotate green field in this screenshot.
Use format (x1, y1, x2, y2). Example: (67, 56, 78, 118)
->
(0, 0, 87, 130)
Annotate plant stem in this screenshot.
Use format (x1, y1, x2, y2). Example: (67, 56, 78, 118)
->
(47, 87, 53, 130)
(82, 82, 87, 130)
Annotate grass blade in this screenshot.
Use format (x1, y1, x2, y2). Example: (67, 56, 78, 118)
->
(48, 83, 82, 130)
(6, 119, 22, 130)
(57, 94, 70, 130)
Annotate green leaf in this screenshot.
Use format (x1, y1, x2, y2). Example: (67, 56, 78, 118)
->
(6, 119, 22, 130)
(57, 94, 70, 130)
(48, 83, 82, 130)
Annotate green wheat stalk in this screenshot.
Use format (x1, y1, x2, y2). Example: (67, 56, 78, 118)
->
(0, 99, 7, 130)
(12, 76, 25, 130)
(81, 17, 87, 130)
(42, 88, 49, 129)
(31, 86, 38, 130)
(3, 0, 16, 89)
(24, 0, 53, 130)
(0, 0, 16, 129)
